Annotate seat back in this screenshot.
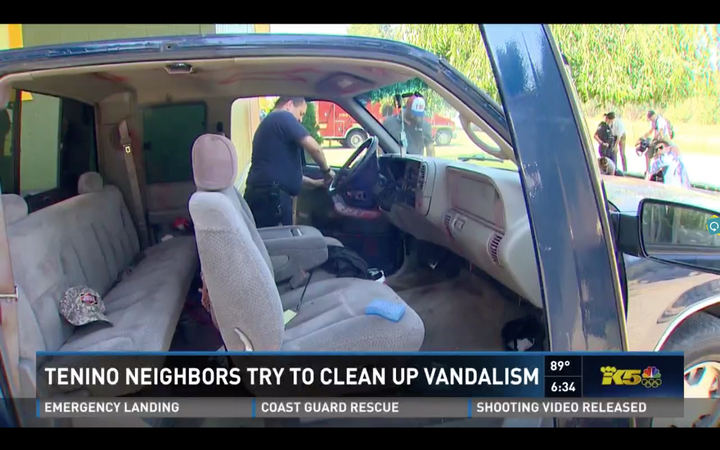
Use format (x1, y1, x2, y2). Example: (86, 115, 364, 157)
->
(192, 138, 273, 275)
(189, 134, 284, 351)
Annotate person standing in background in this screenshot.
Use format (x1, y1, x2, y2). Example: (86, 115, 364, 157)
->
(594, 117, 616, 163)
(383, 96, 435, 157)
(642, 110, 674, 174)
(644, 110, 674, 141)
(604, 112, 627, 172)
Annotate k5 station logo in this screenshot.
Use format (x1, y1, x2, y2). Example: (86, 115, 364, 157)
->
(600, 366, 662, 389)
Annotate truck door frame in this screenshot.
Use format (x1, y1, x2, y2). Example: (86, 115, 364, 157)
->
(481, 24, 632, 427)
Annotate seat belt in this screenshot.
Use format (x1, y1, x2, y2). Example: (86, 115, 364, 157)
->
(0, 187, 20, 398)
(118, 119, 150, 249)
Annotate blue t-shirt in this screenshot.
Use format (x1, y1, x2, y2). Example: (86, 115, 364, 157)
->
(246, 110, 310, 196)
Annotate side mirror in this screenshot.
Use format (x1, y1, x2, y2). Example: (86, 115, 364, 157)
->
(639, 199, 720, 274)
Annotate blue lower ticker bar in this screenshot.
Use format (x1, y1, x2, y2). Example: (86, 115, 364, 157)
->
(34, 352, 684, 400)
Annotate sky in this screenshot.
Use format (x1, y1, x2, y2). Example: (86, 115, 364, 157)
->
(269, 24, 349, 35)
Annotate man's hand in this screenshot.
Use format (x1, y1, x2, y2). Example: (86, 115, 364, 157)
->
(323, 168, 335, 184)
(309, 178, 326, 189)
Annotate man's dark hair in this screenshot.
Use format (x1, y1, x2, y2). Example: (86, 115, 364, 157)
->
(647, 110, 656, 119)
(604, 112, 615, 120)
(274, 97, 306, 109)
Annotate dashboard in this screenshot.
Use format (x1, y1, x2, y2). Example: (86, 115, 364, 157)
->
(376, 154, 542, 309)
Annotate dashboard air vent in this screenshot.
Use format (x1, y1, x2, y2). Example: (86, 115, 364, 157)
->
(443, 213, 452, 229)
(488, 233, 503, 266)
(417, 163, 427, 190)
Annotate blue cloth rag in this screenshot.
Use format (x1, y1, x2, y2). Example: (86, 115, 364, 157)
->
(365, 300, 406, 322)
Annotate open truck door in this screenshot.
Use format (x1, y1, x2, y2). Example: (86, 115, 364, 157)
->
(480, 24, 631, 427)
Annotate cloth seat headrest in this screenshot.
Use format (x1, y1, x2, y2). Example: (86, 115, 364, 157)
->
(192, 133, 238, 192)
(2, 194, 28, 225)
(78, 172, 104, 194)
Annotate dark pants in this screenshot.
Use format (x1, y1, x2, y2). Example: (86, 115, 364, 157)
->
(599, 144, 616, 163)
(244, 184, 294, 228)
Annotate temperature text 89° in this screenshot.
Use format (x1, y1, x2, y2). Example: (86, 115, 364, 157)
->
(545, 356, 581, 376)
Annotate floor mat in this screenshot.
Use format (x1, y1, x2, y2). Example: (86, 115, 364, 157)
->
(397, 272, 539, 351)
(386, 266, 449, 292)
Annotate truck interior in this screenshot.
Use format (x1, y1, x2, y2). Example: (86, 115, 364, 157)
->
(0, 55, 557, 426)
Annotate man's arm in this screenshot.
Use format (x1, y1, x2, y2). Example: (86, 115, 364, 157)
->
(299, 136, 331, 173)
(281, 113, 333, 177)
(593, 131, 603, 146)
(593, 124, 605, 147)
(645, 154, 666, 180)
(423, 122, 435, 157)
(642, 121, 655, 139)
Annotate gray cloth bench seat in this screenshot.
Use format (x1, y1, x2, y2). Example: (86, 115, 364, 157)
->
(5, 172, 198, 397)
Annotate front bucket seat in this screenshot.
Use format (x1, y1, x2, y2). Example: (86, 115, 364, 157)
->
(188, 134, 425, 352)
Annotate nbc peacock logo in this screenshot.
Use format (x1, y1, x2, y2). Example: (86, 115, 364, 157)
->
(641, 366, 662, 389)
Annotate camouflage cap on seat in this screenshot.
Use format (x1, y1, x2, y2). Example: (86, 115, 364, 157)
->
(59, 286, 111, 327)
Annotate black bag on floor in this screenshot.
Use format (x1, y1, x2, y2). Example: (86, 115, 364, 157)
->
(321, 245, 370, 279)
(501, 316, 545, 352)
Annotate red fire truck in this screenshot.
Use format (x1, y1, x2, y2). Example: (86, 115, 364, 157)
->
(315, 101, 457, 148)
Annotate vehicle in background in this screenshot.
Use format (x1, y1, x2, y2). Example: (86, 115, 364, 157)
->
(315, 100, 456, 148)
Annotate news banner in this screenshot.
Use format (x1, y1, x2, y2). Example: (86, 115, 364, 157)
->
(35, 352, 685, 419)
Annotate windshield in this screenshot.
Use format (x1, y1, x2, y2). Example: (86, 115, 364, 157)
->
(354, 78, 518, 171)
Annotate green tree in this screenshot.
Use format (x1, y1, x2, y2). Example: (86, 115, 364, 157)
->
(302, 101, 323, 144)
(348, 24, 720, 122)
(348, 24, 394, 40)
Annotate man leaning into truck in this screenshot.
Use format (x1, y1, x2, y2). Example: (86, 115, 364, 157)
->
(383, 95, 435, 157)
(245, 97, 335, 227)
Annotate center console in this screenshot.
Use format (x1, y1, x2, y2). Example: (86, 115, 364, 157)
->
(259, 226, 388, 286)
(258, 226, 329, 283)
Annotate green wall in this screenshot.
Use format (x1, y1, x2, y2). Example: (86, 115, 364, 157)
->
(21, 24, 216, 47)
(19, 94, 60, 194)
(18, 24, 215, 193)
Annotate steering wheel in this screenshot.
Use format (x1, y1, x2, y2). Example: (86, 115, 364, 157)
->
(328, 136, 379, 196)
